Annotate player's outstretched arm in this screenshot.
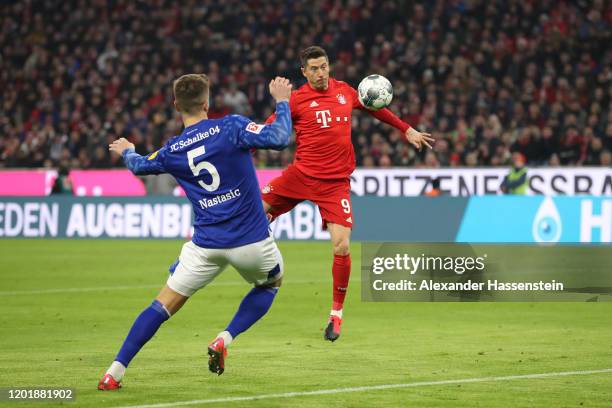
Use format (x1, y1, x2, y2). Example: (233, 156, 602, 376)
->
(109, 137, 166, 175)
(232, 77, 293, 150)
(351, 86, 434, 150)
(368, 107, 435, 150)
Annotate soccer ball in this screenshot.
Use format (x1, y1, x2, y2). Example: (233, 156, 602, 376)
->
(357, 74, 393, 110)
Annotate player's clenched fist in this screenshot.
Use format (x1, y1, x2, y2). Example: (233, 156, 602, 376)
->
(109, 137, 135, 155)
(269, 76, 292, 103)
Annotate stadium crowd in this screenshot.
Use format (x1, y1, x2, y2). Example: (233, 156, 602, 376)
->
(1, 0, 611, 171)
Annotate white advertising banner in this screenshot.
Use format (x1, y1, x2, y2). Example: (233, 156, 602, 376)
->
(349, 167, 612, 197)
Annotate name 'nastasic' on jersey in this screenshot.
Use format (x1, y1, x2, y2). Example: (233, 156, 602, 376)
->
(198, 188, 241, 210)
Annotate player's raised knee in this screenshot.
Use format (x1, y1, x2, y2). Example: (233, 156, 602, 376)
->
(258, 262, 283, 288)
(258, 276, 282, 289)
(271, 276, 283, 288)
(262, 200, 272, 213)
(333, 240, 350, 256)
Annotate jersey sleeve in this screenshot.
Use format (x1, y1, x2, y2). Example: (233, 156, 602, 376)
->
(229, 101, 292, 150)
(264, 93, 297, 124)
(264, 113, 276, 125)
(122, 146, 168, 175)
(348, 85, 411, 133)
(369, 108, 411, 133)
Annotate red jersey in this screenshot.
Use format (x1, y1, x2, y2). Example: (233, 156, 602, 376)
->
(267, 78, 411, 179)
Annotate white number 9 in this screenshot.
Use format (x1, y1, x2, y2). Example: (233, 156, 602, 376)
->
(341, 198, 351, 214)
(187, 146, 220, 192)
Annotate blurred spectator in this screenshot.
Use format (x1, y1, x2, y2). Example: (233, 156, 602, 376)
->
(601, 150, 612, 166)
(424, 177, 442, 197)
(500, 152, 528, 195)
(222, 84, 250, 116)
(0, 0, 610, 170)
(50, 163, 73, 195)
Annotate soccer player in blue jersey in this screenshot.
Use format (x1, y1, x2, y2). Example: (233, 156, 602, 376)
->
(98, 74, 292, 390)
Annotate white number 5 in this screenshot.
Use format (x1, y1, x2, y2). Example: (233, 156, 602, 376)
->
(187, 146, 220, 192)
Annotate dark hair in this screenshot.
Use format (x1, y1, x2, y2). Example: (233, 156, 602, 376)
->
(173, 74, 209, 114)
(300, 46, 328, 67)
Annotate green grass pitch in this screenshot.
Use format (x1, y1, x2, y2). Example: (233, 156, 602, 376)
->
(1, 240, 611, 407)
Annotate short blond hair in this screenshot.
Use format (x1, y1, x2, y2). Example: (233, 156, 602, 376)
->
(173, 74, 209, 114)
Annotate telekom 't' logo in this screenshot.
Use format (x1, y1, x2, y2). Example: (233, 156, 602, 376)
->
(315, 110, 332, 128)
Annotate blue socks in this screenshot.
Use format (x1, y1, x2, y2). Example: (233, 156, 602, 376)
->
(112, 287, 278, 370)
(226, 286, 278, 339)
(115, 300, 170, 367)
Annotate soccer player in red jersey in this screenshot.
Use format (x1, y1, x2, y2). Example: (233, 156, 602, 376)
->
(262, 46, 434, 341)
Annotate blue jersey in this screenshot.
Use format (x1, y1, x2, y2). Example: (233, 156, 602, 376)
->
(121, 101, 291, 248)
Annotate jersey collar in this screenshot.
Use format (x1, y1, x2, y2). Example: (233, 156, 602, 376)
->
(183, 117, 209, 131)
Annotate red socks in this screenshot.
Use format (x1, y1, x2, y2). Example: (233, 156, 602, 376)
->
(331, 254, 351, 311)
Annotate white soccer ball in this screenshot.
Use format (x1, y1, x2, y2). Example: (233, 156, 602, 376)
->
(357, 74, 393, 110)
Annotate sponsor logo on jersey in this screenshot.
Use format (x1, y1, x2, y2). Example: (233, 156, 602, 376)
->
(262, 184, 273, 194)
(246, 122, 265, 134)
(336, 94, 347, 105)
(315, 110, 332, 128)
(147, 150, 160, 160)
(346, 216, 352, 223)
(309, 100, 319, 107)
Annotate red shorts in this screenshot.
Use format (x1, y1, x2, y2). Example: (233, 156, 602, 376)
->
(261, 165, 353, 229)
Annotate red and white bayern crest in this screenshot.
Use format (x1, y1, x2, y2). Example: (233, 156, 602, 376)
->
(336, 94, 347, 105)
